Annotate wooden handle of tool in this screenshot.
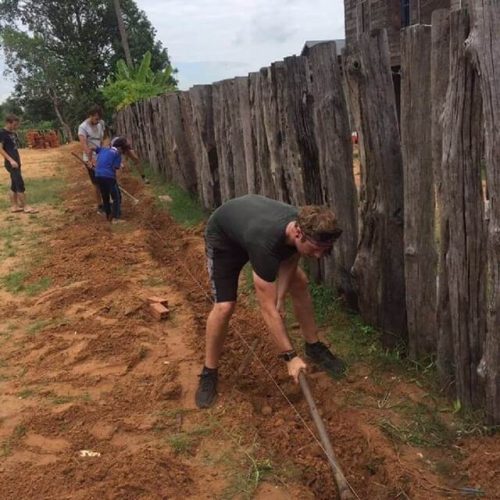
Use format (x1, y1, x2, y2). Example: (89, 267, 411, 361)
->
(299, 372, 354, 499)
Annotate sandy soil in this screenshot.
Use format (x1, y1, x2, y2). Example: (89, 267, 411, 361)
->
(0, 145, 498, 499)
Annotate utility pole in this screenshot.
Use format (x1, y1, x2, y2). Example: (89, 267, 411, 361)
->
(113, 0, 133, 67)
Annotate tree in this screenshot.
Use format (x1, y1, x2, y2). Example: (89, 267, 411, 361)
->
(0, 96, 23, 122)
(0, 0, 177, 130)
(1, 27, 74, 139)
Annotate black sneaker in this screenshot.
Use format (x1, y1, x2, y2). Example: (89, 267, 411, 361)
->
(195, 368, 218, 409)
(305, 341, 346, 379)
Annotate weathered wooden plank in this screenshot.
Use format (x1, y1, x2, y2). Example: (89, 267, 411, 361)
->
(248, 71, 276, 199)
(157, 94, 174, 182)
(262, 64, 289, 202)
(345, 29, 407, 346)
(307, 41, 358, 306)
(431, 9, 454, 387)
(212, 80, 236, 201)
(189, 84, 221, 210)
(468, 0, 500, 424)
(178, 91, 198, 194)
(235, 77, 256, 195)
(163, 92, 197, 193)
(441, 9, 486, 409)
(282, 55, 319, 206)
(401, 25, 437, 359)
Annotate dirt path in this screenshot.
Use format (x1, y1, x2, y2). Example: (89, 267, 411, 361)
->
(0, 145, 498, 499)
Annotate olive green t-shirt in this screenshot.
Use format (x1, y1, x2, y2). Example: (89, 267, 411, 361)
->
(206, 195, 298, 282)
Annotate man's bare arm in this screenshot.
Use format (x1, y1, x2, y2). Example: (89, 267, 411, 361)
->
(0, 143, 18, 168)
(253, 272, 307, 382)
(253, 272, 293, 352)
(78, 134, 92, 158)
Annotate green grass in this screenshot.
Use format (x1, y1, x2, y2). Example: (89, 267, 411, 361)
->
(167, 425, 213, 455)
(143, 163, 206, 227)
(0, 271, 27, 294)
(309, 281, 340, 326)
(0, 424, 27, 457)
(0, 175, 64, 210)
(23, 176, 64, 207)
(17, 388, 35, 399)
(202, 421, 278, 500)
(0, 225, 24, 258)
(43, 391, 92, 405)
(0, 271, 51, 296)
(378, 403, 454, 448)
(25, 317, 68, 337)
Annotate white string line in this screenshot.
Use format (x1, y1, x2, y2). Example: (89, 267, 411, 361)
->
(146, 222, 361, 500)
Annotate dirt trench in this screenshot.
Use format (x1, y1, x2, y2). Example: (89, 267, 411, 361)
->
(0, 145, 498, 500)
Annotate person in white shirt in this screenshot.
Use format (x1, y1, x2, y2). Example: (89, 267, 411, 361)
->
(78, 105, 106, 214)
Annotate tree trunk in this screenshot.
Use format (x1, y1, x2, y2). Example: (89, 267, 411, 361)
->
(467, 0, 500, 424)
(113, 0, 133, 67)
(345, 29, 407, 347)
(400, 25, 437, 359)
(49, 91, 73, 142)
(440, 9, 486, 409)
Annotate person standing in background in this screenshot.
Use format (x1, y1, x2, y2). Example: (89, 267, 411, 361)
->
(0, 114, 38, 214)
(78, 105, 106, 214)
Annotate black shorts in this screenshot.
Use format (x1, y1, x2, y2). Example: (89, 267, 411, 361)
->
(86, 166, 97, 185)
(206, 240, 248, 303)
(4, 163, 25, 193)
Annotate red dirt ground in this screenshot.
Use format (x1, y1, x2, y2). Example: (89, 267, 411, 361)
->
(0, 145, 498, 499)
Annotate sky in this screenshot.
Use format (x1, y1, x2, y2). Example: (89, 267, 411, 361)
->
(0, 0, 345, 99)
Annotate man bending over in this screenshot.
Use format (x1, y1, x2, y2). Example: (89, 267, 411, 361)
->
(196, 194, 345, 409)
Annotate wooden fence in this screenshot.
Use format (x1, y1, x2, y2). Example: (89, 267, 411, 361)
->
(116, 2, 500, 423)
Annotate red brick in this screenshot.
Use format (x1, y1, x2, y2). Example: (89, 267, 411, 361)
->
(147, 296, 169, 307)
(149, 302, 169, 321)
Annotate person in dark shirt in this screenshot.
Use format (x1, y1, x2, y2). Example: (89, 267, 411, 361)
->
(196, 194, 345, 409)
(93, 137, 130, 223)
(0, 114, 38, 213)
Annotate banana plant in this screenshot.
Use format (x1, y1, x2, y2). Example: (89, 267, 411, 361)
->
(102, 51, 177, 110)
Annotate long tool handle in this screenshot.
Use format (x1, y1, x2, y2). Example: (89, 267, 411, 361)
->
(299, 372, 354, 499)
(118, 186, 139, 205)
(71, 152, 139, 205)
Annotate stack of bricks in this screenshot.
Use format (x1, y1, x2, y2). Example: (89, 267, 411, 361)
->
(26, 130, 60, 149)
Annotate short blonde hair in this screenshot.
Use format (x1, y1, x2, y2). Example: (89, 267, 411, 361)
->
(297, 205, 342, 242)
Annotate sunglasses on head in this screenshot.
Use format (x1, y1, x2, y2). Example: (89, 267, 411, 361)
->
(304, 228, 343, 247)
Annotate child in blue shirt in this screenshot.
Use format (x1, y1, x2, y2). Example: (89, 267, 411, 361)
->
(94, 137, 130, 222)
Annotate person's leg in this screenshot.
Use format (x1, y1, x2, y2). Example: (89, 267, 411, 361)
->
(289, 267, 346, 378)
(196, 244, 247, 408)
(6, 165, 22, 212)
(205, 301, 236, 369)
(8, 191, 20, 211)
(94, 184, 103, 208)
(11, 168, 36, 213)
(87, 167, 104, 212)
(97, 178, 113, 221)
(111, 182, 122, 219)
